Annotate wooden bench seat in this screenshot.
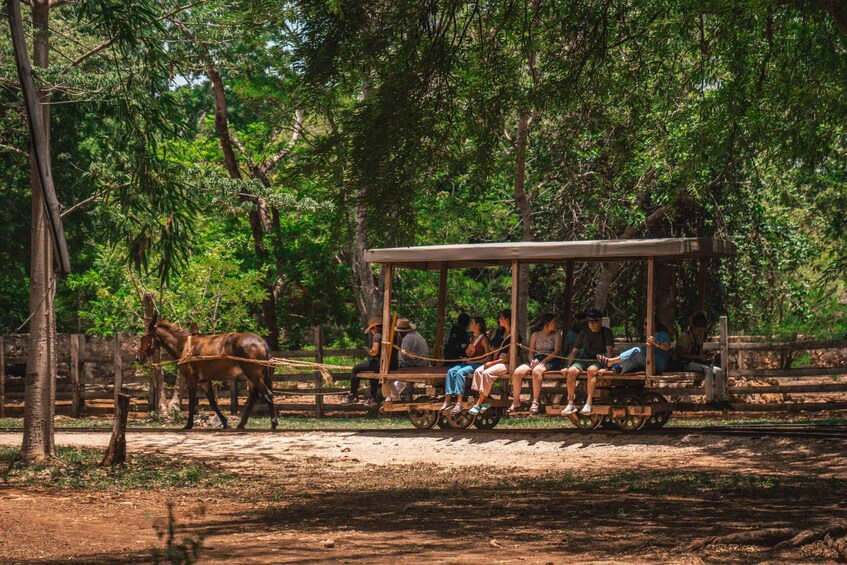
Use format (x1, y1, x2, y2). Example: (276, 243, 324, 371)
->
(362, 368, 702, 383)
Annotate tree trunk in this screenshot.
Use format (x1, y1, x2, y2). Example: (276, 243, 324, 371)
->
(593, 204, 668, 311)
(206, 63, 279, 349)
(513, 111, 532, 341)
(100, 393, 129, 467)
(142, 293, 167, 416)
(21, 0, 55, 463)
(351, 187, 383, 323)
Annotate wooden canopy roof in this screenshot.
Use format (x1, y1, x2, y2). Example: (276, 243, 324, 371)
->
(366, 238, 736, 270)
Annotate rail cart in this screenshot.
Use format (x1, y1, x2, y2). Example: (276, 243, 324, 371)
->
(362, 238, 736, 431)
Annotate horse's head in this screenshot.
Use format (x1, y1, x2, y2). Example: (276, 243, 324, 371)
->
(135, 313, 159, 363)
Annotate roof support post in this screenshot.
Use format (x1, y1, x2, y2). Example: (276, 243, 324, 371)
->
(645, 257, 655, 378)
(379, 265, 393, 391)
(563, 260, 574, 326)
(696, 258, 709, 312)
(433, 266, 448, 363)
(509, 261, 520, 374)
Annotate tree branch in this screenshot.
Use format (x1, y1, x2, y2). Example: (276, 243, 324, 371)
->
(0, 142, 29, 159)
(60, 0, 207, 73)
(260, 109, 304, 175)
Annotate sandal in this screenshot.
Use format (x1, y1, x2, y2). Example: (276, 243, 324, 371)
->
(529, 401, 540, 415)
(438, 403, 452, 412)
(597, 354, 610, 367)
(450, 404, 464, 416)
(506, 403, 522, 414)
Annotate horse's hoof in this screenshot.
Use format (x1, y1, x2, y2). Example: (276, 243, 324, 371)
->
(271, 421, 278, 430)
(183, 424, 193, 430)
(236, 424, 245, 430)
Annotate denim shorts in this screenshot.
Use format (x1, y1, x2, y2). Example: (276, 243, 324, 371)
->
(534, 354, 562, 371)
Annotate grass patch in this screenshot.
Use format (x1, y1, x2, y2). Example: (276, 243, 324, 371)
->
(0, 446, 233, 491)
(517, 469, 843, 497)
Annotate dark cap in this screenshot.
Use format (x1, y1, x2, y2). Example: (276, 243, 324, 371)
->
(586, 309, 603, 321)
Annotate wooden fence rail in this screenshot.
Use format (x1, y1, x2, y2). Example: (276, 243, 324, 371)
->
(1, 320, 846, 417)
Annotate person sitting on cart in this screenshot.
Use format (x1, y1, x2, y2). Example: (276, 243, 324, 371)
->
(597, 321, 672, 374)
(509, 313, 562, 415)
(565, 311, 587, 353)
(467, 309, 517, 416)
(439, 316, 490, 415)
(676, 311, 723, 392)
(342, 317, 399, 407)
(561, 308, 614, 416)
(389, 317, 430, 402)
(443, 312, 471, 367)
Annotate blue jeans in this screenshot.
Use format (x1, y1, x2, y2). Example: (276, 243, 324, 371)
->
(616, 346, 647, 373)
(445, 363, 480, 395)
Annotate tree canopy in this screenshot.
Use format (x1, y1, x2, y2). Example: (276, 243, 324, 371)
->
(2, 0, 846, 348)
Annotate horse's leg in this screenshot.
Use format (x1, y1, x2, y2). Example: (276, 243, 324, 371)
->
(184, 374, 198, 430)
(202, 382, 230, 429)
(256, 375, 278, 430)
(237, 384, 259, 429)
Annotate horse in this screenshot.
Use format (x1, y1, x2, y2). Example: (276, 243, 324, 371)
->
(135, 314, 278, 430)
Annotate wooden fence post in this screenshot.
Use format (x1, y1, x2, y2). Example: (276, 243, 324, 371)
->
(0, 336, 5, 419)
(314, 326, 324, 418)
(719, 315, 730, 402)
(113, 332, 123, 407)
(71, 333, 81, 417)
(230, 376, 239, 415)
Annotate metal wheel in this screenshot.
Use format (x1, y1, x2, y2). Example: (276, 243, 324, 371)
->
(442, 407, 475, 429)
(571, 412, 603, 431)
(473, 407, 501, 429)
(641, 392, 672, 429)
(408, 395, 438, 430)
(612, 393, 647, 432)
(600, 416, 617, 429)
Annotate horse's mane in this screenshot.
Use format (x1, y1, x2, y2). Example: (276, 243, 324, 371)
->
(156, 320, 190, 336)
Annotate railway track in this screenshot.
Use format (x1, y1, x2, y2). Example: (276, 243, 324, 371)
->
(0, 425, 846, 440)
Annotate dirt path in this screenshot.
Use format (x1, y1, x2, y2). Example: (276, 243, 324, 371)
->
(2, 430, 846, 564)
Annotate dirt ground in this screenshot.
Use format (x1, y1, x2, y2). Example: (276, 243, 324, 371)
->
(1, 429, 847, 564)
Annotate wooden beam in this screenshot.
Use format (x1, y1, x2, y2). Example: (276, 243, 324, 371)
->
(645, 257, 655, 378)
(563, 260, 574, 325)
(314, 325, 324, 418)
(432, 266, 448, 362)
(509, 261, 519, 374)
(728, 366, 847, 379)
(70, 334, 81, 417)
(379, 265, 393, 399)
(0, 336, 5, 418)
(728, 383, 847, 394)
(719, 315, 729, 401)
(696, 258, 708, 312)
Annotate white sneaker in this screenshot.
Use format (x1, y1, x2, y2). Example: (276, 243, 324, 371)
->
(561, 402, 577, 415)
(580, 403, 593, 415)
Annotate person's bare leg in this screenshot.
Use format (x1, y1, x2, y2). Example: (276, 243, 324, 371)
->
(510, 368, 526, 409)
(439, 394, 453, 410)
(585, 366, 598, 405)
(566, 366, 579, 403)
(531, 365, 545, 403)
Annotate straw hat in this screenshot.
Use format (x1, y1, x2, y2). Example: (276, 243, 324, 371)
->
(395, 318, 416, 332)
(364, 317, 382, 333)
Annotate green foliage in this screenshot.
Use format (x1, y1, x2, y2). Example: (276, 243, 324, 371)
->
(65, 226, 268, 335)
(1, 0, 846, 343)
(0, 446, 233, 491)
